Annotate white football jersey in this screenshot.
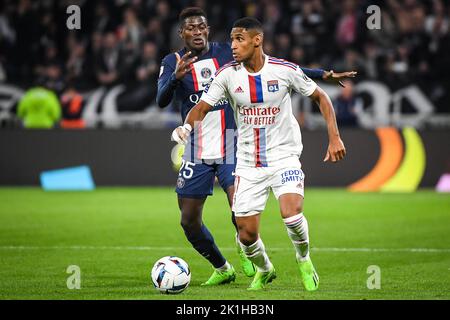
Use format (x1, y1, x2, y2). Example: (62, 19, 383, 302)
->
(201, 55, 317, 167)
(188, 57, 225, 160)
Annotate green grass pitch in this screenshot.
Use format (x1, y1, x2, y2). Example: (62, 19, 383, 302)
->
(0, 187, 449, 300)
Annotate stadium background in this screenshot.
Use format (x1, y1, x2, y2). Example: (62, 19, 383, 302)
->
(0, 0, 449, 300)
(0, 0, 449, 129)
(0, 0, 449, 187)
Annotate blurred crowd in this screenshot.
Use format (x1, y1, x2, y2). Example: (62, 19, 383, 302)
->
(0, 0, 449, 125)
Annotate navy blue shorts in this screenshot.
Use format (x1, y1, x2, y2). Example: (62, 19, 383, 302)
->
(176, 159, 236, 198)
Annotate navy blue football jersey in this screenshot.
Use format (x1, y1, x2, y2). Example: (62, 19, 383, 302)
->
(158, 42, 236, 161)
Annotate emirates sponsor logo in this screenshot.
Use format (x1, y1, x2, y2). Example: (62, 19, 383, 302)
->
(239, 105, 280, 126)
(238, 105, 281, 116)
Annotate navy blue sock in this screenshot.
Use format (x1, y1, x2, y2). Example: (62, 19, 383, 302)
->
(184, 224, 227, 269)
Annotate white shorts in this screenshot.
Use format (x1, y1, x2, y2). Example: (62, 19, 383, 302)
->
(232, 156, 305, 217)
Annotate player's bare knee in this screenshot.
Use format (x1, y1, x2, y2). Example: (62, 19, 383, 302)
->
(180, 216, 201, 232)
(239, 236, 255, 246)
(294, 203, 304, 214)
(179, 219, 189, 231)
(238, 229, 258, 245)
(281, 203, 303, 218)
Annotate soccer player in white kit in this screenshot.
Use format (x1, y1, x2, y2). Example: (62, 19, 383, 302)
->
(172, 17, 347, 291)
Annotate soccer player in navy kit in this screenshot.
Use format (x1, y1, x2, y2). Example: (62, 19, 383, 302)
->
(158, 7, 356, 286)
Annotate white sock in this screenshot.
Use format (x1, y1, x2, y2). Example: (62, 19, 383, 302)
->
(239, 237, 273, 272)
(216, 261, 232, 272)
(283, 213, 310, 262)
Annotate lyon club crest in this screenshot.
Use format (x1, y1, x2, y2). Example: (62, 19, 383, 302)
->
(267, 80, 279, 92)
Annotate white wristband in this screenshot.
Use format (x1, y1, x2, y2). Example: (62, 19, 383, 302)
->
(183, 123, 192, 133)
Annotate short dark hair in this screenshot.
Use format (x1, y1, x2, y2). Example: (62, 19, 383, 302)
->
(232, 17, 263, 32)
(179, 7, 207, 24)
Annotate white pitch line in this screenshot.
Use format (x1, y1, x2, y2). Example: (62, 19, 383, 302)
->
(312, 247, 450, 253)
(0, 245, 449, 253)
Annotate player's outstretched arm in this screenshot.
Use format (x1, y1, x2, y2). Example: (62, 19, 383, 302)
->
(322, 70, 357, 87)
(301, 68, 357, 87)
(309, 87, 346, 162)
(301, 68, 326, 80)
(171, 100, 213, 145)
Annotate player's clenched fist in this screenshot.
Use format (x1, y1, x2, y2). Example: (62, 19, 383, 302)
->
(171, 123, 192, 145)
(175, 51, 198, 80)
(324, 136, 346, 163)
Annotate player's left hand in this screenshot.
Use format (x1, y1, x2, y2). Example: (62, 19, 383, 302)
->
(324, 137, 346, 163)
(323, 70, 357, 87)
